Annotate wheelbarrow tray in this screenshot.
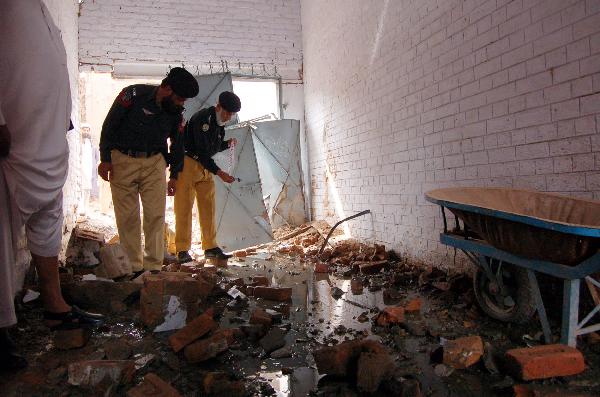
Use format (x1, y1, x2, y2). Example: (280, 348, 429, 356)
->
(425, 187, 600, 265)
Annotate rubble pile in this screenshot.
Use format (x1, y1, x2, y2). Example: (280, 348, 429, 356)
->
(3, 221, 600, 397)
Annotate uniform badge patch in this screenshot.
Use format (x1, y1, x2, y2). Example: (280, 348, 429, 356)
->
(202, 124, 210, 132)
(116, 88, 133, 108)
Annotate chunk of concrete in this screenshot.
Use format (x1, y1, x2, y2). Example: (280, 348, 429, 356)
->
(96, 243, 132, 279)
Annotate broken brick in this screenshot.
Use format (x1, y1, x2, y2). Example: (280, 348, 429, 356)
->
(249, 308, 273, 329)
(232, 250, 247, 258)
(183, 329, 233, 363)
(62, 280, 141, 313)
(140, 272, 215, 328)
(351, 278, 363, 295)
(168, 309, 218, 352)
(252, 286, 293, 301)
(356, 350, 395, 393)
(505, 344, 585, 380)
(68, 360, 135, 387)
(404, 298, 422, 313)
(127, 373, 181, 397)
(442, 336, 484, 369)
(313, 339, 389, 377)
(356, 260, 388, 274)
(201, 371, 246, 397)
(376, 306, 405, 326)
(314, 262, 329, 273)
(54, 328, 91, 350)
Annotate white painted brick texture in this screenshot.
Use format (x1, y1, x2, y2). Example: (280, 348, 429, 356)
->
(79, 0, 303, 79)
(301, 0, 600, 269)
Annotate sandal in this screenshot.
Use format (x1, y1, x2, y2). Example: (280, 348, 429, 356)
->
(43, 305, 105, 331)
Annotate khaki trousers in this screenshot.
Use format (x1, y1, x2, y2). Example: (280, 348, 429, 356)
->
(174, 156, 217, 252)
(110, 150, 166, 271)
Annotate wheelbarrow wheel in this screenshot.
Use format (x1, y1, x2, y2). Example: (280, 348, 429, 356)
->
(473, 259, 536, 324)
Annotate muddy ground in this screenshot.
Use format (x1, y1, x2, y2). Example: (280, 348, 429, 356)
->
(1, 220, 600, 396)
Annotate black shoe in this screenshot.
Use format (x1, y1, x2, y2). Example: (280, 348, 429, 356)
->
(43, 305, 105, 331)
(177, 251, 193, 263)
(204, 247, 232, 260)
(0, 328, 28, 371)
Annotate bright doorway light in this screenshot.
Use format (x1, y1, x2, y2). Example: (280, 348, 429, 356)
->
(232, 79, 279, 122)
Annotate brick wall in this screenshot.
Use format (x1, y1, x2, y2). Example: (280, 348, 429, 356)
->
(79, 0, 303, 79)
(301, 0, 600, 269)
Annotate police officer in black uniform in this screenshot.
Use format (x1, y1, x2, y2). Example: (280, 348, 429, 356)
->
(174, 91, 241, 263)
(98, 67, 199, 273)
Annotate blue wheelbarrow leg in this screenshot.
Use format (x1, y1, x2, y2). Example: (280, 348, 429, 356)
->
(527, 270, 552, 344)
(561, 279, 580, 347)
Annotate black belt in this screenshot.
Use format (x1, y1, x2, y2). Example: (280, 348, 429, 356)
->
(118, 149, 161, 158)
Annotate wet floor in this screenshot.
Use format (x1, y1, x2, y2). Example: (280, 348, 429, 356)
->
(3, 250, 600, 396)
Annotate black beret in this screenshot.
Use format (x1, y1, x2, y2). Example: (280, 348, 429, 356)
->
(162, 67, 199, 98)
(218, 91, 241, 113)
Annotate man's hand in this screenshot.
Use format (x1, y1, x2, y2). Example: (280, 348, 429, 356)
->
(167, 178, 177, 196)
(227, 138, 238, 148)
(98, 162, 113, 181)
(0, 125, 11, 158)
(217, 169, 235, 183)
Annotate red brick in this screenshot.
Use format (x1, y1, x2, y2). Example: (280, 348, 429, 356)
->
(252, 286, 293, 301)
(232, 250, 247, 258)
(443, 336, 484, 369)
(404, 298, 422, 313)
(315, 262, 329, 273)
(183, 329, 234, 363)
(127, 373, 181, 397)
(249, 276, 270, 286)
(313, 339, 389, 377)
(356, 351, 395, 393)
(505, 344, 585, 380)
(249, 308, 272, 329)
(357, 260, 388, 274)
(376, 306, 405, 326)
(140, 272, 215, 328)
(202, 371, 246, 397)
(54, 328, 90, 350)
(68, 360, 135, 387)
(169, 309, 217, 352)
(351, 278, 363, 294)
(513, 385, 534, 397)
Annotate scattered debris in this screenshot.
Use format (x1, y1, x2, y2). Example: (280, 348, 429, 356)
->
(442, 335, 484, 369)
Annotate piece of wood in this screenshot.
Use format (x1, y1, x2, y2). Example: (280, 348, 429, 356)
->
(276, 226, 312, 241)
(585, 276, 600, 306)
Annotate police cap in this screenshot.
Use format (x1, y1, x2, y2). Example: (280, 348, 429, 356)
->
(162, 67, 199, 98)
(218, 91, 241, 113)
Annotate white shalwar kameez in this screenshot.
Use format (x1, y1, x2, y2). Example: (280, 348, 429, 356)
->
(0, 0, 72, 327)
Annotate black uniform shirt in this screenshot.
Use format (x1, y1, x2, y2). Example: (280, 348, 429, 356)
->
(184, 106, 229, 175)
(99, 84, 184, 179)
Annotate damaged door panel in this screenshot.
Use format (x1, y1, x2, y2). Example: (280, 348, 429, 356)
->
(182, 72, 233, 120)
(251, 120, 306, 228)
(212, 126, 273, 251)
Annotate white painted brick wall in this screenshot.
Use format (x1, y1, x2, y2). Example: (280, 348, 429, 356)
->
(301, 0, 600, 269)
(79, 0, 303, 79)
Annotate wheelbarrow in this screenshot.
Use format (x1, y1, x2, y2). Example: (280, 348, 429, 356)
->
(425, 187, 600, 347)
